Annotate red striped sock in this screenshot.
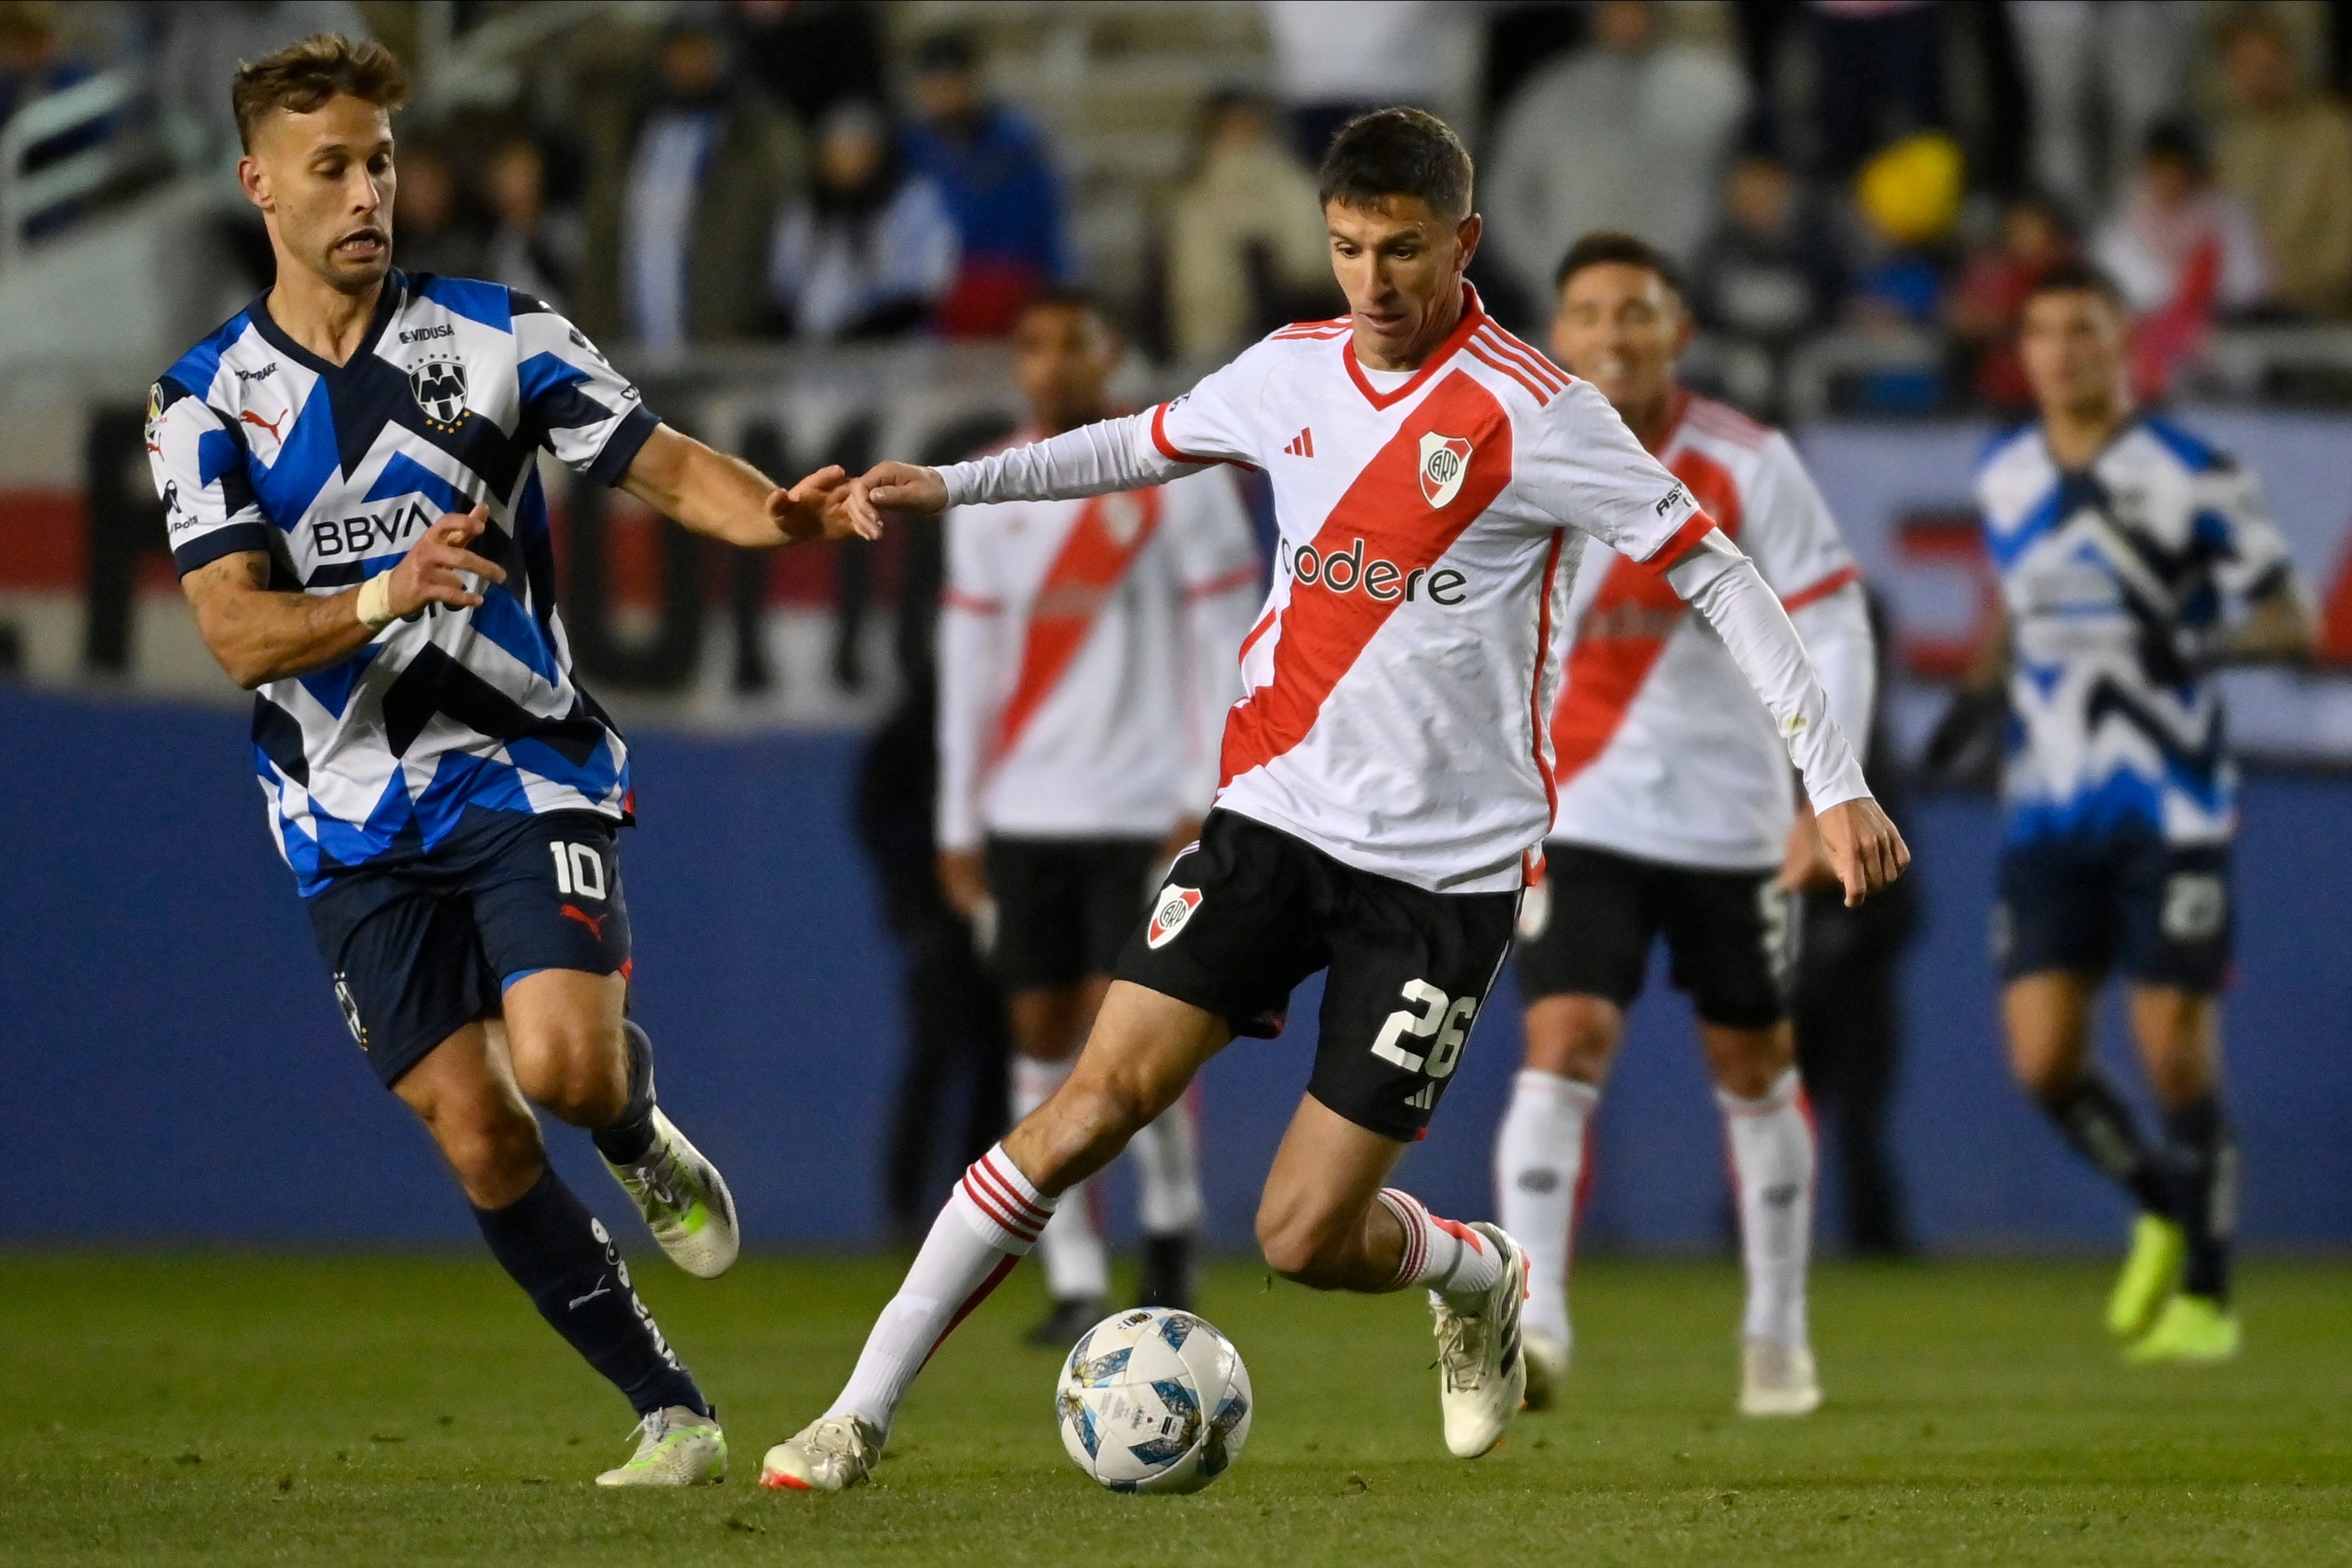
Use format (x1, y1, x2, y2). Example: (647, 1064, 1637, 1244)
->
(1376, 1187, 1503, 1297)
(825, 1145, 1055, 1435)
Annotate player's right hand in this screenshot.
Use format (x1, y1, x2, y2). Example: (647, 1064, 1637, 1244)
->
(1815, 796, 1910, 908)
(387, 504, 505, 616)
(847, 462, 948, 532)
(936, 848, 989, 923)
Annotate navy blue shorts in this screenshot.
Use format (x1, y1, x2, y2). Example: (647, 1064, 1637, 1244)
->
(1994, 834, 2231, 994)
(305, 808, 632, 1087)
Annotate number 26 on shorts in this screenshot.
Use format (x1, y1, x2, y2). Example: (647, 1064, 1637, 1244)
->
(1369, 979, 1475, 1078)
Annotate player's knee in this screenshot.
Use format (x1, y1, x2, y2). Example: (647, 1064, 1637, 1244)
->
(508, 1018, 626, 1125)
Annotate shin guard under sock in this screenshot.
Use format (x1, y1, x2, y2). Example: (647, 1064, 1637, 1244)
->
(473, 1166, 708, 1417)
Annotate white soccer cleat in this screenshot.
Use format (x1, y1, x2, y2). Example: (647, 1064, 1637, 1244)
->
(605, 1108, 740, 1279)
(1521, 1329, 1569, 1412)
(1431, 1221, 1529, 1458)
(1738, 1338, 1823, 1417)
(594, 1405, 726, 1486)
(759, 1415, 881, 1493)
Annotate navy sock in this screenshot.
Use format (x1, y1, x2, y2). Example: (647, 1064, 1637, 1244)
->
(2039, 1071, 2172, 1215)
(2164, 1094, 2235, 1303)
(591, 1019, 659, 1167)
(473, 1166, 709, 1417)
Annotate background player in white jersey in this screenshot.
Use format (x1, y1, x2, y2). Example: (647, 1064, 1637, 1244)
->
(760, 109, 1906, 1495)
(146, 38, 866, 1485)
(936, 289, 1260, 1341)
(1492, 233, 1877, 1419)
(1940, 262, 2312, 1363)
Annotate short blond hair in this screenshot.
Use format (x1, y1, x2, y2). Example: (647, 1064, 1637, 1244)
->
(231, 33, 410, 153)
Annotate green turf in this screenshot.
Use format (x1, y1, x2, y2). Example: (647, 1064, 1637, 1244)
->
(1, 1252, 2346, 1566)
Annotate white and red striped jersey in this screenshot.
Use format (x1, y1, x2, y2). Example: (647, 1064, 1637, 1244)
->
(935, 451, 1260, 850)
(1548, 392, 1874, 870)
(938, 285, 1869, 895)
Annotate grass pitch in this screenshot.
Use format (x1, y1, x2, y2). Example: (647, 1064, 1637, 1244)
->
(1, 1252, 2346, 1566)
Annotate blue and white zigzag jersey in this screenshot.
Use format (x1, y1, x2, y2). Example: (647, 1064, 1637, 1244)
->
(146, 272, 658, 896)
(1974, 416, 2291, 847)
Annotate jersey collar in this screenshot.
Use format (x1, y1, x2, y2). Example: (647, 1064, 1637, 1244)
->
(247, 269, 404, 380)
(1342, 282, 1486, 411)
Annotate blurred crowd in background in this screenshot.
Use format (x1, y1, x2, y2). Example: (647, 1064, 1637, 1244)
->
(7, 0, 2352, 418)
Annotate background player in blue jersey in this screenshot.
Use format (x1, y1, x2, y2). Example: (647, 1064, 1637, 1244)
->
(145, 36, 869, 1484)
(1950, 261, 2314, 1364)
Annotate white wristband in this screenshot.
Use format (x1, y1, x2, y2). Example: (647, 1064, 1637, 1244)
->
(355, 572, 398, 631)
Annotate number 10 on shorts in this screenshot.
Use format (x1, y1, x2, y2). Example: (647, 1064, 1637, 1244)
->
(549, 841, 606, 900)
(1370, 979, 1475, 1078)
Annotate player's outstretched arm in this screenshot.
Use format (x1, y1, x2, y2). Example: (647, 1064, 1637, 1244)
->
(620, 423, 871, 548)
(182, 505, 507, 688)
(2207, 575, 2317, 667)
(844, 410, 1203, 535)
(1665, 529, 1909, 905)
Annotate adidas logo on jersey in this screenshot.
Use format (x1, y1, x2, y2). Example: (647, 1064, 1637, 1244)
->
(1419, 432, 1472, 509)
(1283, 427, 1315, 458)
(1146, 885, 1204, 948)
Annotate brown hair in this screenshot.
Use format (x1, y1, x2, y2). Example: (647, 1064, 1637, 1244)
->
(1317, 107, 1474, 222)
(231, 34, 410, 152)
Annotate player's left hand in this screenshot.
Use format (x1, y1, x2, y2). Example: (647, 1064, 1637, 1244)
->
(767, 466, 873, 544)
(1777, 802, 1838, 894)
(1814, 796, 1910, 908)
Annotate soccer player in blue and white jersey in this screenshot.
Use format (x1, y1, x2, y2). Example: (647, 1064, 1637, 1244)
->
(1960, 261, 2313, 1363)
(146, 37, 868, 1483)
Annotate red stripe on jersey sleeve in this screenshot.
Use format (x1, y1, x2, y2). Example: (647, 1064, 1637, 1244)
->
(1779, 563, 1862, 613)
(1219, 371, 1515, 788)
(1150, 402, 1227, 467)
(1465, 339, 1553, 404)
(1476, 327, 1569, 394)
(1628, 508, 1720, 579)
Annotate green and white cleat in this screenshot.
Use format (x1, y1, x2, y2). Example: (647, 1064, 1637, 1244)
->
(1432, 1222, 1529, 1458)
(605, 1108, 740, 1280)
(759, 1415, 881, 1493)
(1521, 1329, 1569, 1412)
(1739, 1338, 1823, 1417)
(2106, 1214, 2185, 1339)
(2125, 1294, 2240, 1365)
(594, 1406, 726, 1487)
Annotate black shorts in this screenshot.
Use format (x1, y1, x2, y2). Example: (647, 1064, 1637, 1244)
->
(1514, 843, 1795, 1030)
(1995, 834, 2231, 993)
(304, 807, 632, 1088)
(1113, 810, 1518, 1142)
(985, 834, 1163, 991)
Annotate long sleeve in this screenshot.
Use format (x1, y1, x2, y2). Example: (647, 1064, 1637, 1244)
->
(1789, 583, 1876, 772)
(938, 412, 1198, 507)
(934, 509, 1002, 852)
(1668, 530, 1870, 812)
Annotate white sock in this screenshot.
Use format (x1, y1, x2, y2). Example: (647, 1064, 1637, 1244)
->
(1012, 1055, 1109, 1301)
(1374, 1187, 1504, 1299)
(826, 1144, 1052, 1434)
(1719, 1068, 1815, 1348)
(1495, 1068, 1598, 1346)
(1132, 1094, 1204, 1237)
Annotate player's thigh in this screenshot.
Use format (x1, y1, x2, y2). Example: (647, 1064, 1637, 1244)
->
(2001, 971, 2099, 1090)
(501, 969, 629, 1118)
(1005, 979, 1235, 1193)
(1312, 866, 1518, 1143)
(306, 874, 498, 1093)
(987, 837, 1088, 992)
(1660, 864, 1795, 1032)
(1515, 844, 1657, 1022)
(2125, 983, 2220, 1107)
(1255, 1093, 1411, 1280)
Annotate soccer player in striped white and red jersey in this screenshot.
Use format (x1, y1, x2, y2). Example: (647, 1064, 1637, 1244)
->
(760, 109, 1908, 1493)
(935, 288, 1261, 1342)
(1492, 233, 1878, 1421)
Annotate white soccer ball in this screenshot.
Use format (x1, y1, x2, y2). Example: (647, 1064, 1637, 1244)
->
(1055, 1307, 1252, 1493)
